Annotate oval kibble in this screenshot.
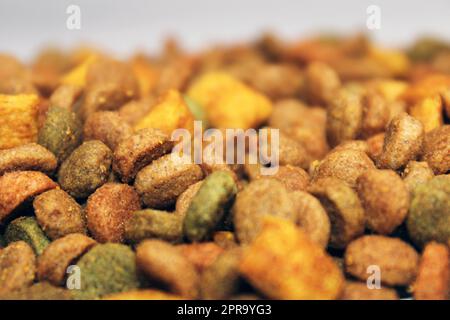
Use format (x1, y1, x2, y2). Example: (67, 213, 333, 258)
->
(357, 169, 410, 235)
(86, 183, 141, 243)
(175, 181, 203, 218)
(344, 235, 419, 286)
(0, 241, 36, 296)
(0, 171, 57, 222)
(33, 189, 86, 240)
(136, 239, 199, 299)
(58, 140, 113, 199)
(253, 165, 310, 192)
(421, 125, 450, 174)
(134, 154, 204, 209)
(4, 216, 50, 255)
(113, 128, 174, 183)
(0, 143, 57, 176)
(38, 106, 83, 163)
(37, 233, 96, 286)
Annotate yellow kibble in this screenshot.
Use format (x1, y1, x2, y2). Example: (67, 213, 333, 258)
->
(131, 56, 159, 97)
(61, 54, 97, 87)
(409, 94, 443, 132)
(187, 72, 273, 129)
(370, 80, 408, 102)
(369, 46, 410, 77)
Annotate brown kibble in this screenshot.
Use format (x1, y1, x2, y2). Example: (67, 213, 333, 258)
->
(360, 91, 390, 138)
(33, 189, 86, 240)
(136, 239, 199, 298)
(0, 143, 57, 176)
(103, 289, 183, 300)
(313, 149, 375, 188)
(118, 96, 156, 126)
(134, 154, 204, 209)
(304, 62, 341, 106)
(175, 181, 203, 218)
(113, 128, 174, 183)
(289, 191, 330, 248)
(0, 241, 36, 295)
(84, 111, 133, 150)
(340, 281, 399, 300)
(366, 133, 385, 161)
(0, 171, 57, 222)
(37, 233, 96, 286)
(357, 169, 409, 235)
(345, 235, 419, 286)
(86, 183, 141, 243)
(421, 125, 450, 174)
(377, 113, 424, 170)
(49, 84, 82, 111)
(413, 242, 449, 300)
(177, 242, 224, 273)
(308, 178, 365, 249)
(402, 161, 434, 193)
(252, 165, 310, 192)
(213, 231, 237, 249)
(329, 140, 369, 155)
(233, 178, 297, 244)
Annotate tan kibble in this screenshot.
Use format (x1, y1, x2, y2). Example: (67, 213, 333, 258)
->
(175, 181, 203, 218)
(357, 169, 410, 235)
(377, 113, 424, 170)
(421, 125, 450, 174)
(340, 281, 399, 300)
(304, 62, 341, 106)
(360, 91, 390, 138)
(49, 84, 82, 111)
(345, 235, 419, 286)
(251, 165, 310, 192)
(177, 242, 224, 273)
(402, 161, 434, 193)
(366, 133, 385, 161)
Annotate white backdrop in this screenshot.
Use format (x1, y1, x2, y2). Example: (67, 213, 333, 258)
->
(1, 0, 449, 61)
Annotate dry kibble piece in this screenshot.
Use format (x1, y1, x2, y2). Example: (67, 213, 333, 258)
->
(340, 281, 399, 300)
(326, 88, 363, 147)
(0, 171, 57, 222)
(421, 125, 450, 174)
(213, 231, 237, 249)
(313, 149, 375, 188)
(124, 209, 183, 243)
(308, 178, 365, 249)
(233, 179, 297, 244)
(84, 111, 133, 151)
(4, 216, 50, 255)
(0, 282, 73, 300)
(304, 62, 341, 106)
(136, 239, 199, 298)
(329, 140, 369, 155)
(377, 113, 424, 170)
(402, 161, 434, 193)
(33, 189, 86, 240)
(289, 191, 330, 248)
(49, 84, 82, 111)
(344, 235, 419, 286)
(175, 181, 203, 218)
(58, 140, 113, 198)
(409, 94, 443, 133)
(103, 289, 183, 300)
(113, 128, 174, 183)
(413, 242, 449, 300)
(360, 91, 390, 138)
(366, 133, 385, 161)
(177, 242, 224, 273)
(86, 183, 141, 243)
(239, 216, 344, 300)
(134, 154, 204, 209)
(0, 241, 36, 295)
(253, 165, 310, 192)
(37, 233, 96, 286)
(0, 143, 57, 176)
(357, 169, 410, 235)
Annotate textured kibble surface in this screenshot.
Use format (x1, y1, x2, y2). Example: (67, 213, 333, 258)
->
(0, 33, 449, 300)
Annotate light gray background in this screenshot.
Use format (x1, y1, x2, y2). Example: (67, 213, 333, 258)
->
(1, 0, 449, 61)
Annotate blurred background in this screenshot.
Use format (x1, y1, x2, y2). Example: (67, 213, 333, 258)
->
(1, 0, 450, 60)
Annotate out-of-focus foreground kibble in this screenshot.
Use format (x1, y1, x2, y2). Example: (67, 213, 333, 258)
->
(74, 243, 139, 300)
(304, 61, 341, 106)
(177, 242, 224, 273)
(345, 235, 419, 286)
(0, 143, 57, 176)
(136, 239, 199, 298)
(340, 281, 399, 300)
(37, 233, 96, 286)
(184, 171, 237, 242)
(0, 171, 57, 222)
(38, 106, 83, 163)
(377, 113, 424, 170)
(421, 125, 450, 174)
(407, 175, 450, 247)
(86, 183, 141, 243)
(134, 154, 203, 208)
(413, 242, 449, 300)
(58, 140, 113, 198)
(239, 216, 344, 299)
(402, 161, 434, 193)
(0, 94, 40, 150)
(357, 169, 409, 234)
(308, 178, 365, 248)
(84, 111, 133, 150)
(33, 189, 86, 240)
(0, 241, 36, 296)
(113, 128, 174, 183)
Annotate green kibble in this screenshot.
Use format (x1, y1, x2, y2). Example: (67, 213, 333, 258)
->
(58, 140, 113, 198)
(4, 216, 50, 255)
(124, 209, 183, 244)
(184, 171, 237, 242)
(38, 106, 83, 163)
(73, 243, 139, 300)
(407, 175, 450, 247)
(184, 95, 208, 128)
